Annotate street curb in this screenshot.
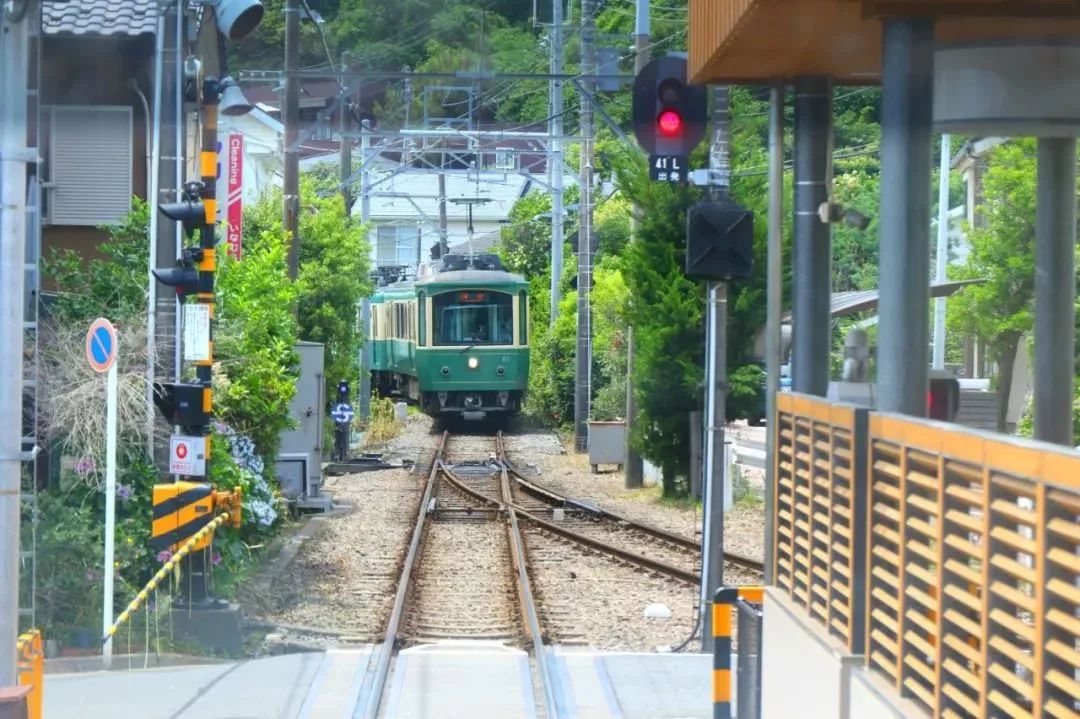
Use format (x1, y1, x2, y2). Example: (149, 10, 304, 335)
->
(44, 652, 227, 675)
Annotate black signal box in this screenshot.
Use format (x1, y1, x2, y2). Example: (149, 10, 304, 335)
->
(685, 200, 754, 281)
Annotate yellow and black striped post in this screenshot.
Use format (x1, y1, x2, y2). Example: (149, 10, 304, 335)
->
(713, 586, 763, 719)
(103, 509, 235, 645)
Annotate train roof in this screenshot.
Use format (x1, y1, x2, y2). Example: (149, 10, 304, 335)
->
(370, 269, 528, 302)
(415, 269, 527, 288)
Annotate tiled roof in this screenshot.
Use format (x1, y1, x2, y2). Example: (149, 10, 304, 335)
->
(43, 0, 158, 37)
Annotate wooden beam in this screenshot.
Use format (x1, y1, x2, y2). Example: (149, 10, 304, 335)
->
(863, 0, 1080, 19)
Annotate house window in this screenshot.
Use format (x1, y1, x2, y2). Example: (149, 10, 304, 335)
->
(375, 225, 421, 267)
(46, 106, 133, 226)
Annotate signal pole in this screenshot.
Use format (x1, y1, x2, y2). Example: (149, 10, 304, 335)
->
(624, 0, 648, 489)
(701, 85, 731, 654)
(283, 0, 300, 280)
(574, 0, 596, 452)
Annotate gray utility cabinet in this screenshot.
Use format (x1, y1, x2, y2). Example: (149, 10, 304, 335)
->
(276, 341, 329, 510)
(587, 420, 626, 473)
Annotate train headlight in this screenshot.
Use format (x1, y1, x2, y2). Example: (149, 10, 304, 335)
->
(467, 357, 479, 370)
(496, 365, 505, 376)
(440, 366, 450, 376)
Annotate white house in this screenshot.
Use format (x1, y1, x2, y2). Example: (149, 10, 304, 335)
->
(360, 170, 534, 274)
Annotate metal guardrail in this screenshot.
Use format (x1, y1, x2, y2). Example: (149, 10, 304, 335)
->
(773, 393, 868, 653)
(16, 629, 43, 719)
(865, 413, 1080, 718)
(772, 392, 1080, 718)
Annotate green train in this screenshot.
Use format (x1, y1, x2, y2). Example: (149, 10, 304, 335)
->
(368, 254, 530, 420)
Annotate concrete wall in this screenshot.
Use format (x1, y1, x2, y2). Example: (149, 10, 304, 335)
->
(761, 587, 863, 719)
(849, 667, 928, 719)
(762, 587, 932, 719)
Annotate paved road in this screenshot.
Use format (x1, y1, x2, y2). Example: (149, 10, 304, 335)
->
(44, 645, 723, 719)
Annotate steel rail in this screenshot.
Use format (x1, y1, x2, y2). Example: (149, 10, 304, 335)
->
(496, 434, 766, 574)
(496, 448, 561, 719)
(360, 431, 448, 719)
(440, 462, 701, 585)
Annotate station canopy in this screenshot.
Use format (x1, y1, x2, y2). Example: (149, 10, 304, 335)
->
(689, 0, 1080, 84)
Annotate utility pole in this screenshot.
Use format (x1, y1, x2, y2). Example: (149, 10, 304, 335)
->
(574, 0, 596, 452)
(438, 172, 448, 256)
(283, 0, 300, 280)
(932, 134, 950, 370)
(701, 85, 730, 654)
(149, 0, 183, 460)
(624, 0, 648, 489)
(339, 78, 353, 215)
(360, 119, 372, 223)
(549, 0, 565, 320)
(0, 0, 30, 687)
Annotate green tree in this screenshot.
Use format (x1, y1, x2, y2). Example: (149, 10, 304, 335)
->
(616, 152, 704, 496)
(950, 139, 1038, 431)
(215, 225, 301, 459)
(243, 177, 372, 404)
(42, 198, 151, 322)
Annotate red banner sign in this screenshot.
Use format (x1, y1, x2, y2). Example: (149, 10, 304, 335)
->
(226, 134, 243, 260)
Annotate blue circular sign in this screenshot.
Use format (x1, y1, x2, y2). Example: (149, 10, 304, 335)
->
(331, 403, 354, 424)
(85, 318, 118, 373)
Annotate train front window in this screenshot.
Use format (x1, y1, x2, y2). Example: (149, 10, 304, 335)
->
(433, 290, 513, 345)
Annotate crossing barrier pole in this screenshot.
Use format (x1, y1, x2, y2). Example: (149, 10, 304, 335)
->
(14, 629, 42, 719)
(713, 586, 763, 719)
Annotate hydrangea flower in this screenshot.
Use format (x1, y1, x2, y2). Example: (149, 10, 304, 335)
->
(156, 550, 173, 563)
(116, 483, 133, 502)
(75, 457, 96, 476)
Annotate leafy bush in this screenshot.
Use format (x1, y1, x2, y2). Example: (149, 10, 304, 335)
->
(365, 396, 404, 445)
(243, 176, 372, 406)
(215, 226, 300, 460)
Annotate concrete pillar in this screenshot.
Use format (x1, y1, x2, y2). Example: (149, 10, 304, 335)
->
(791, 77, 833, 397)
(877, 17, 935, 416)
(1034, 138, 1077, 446)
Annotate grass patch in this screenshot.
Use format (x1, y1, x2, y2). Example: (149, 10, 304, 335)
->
(364, 396, 405, 446)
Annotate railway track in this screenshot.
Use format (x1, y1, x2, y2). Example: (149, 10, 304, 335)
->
(360, 432, 559, 719)
(362, 429, 764, 718)
(496, 433, 766, 578)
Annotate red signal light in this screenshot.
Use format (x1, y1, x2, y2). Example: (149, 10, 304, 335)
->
(657, 109, 683, 137)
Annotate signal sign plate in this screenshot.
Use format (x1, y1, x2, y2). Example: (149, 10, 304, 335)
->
(331, 402, 355, 424)
(86, 317, 119, 373)
(170, 434, 207, 477)
(649, 154, 688, 183)
(183, 304, 211, 362)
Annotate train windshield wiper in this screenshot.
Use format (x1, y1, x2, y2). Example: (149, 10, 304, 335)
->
(460, 344, 477, 353)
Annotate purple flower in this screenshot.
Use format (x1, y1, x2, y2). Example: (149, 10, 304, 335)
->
(213, 421, 230, 435)
(116, 484, 133, 502)
(156, 550, 173, 563)
(211, 551, 222, 566)
(75, 457, 96, 476)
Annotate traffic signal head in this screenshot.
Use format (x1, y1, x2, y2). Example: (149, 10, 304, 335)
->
(159, 198, 205, 239)
(632, 55, 708, 156)
(152, 247, 203, 299)
(153, 382, 211, 431)
(927, 376, 961, 422)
